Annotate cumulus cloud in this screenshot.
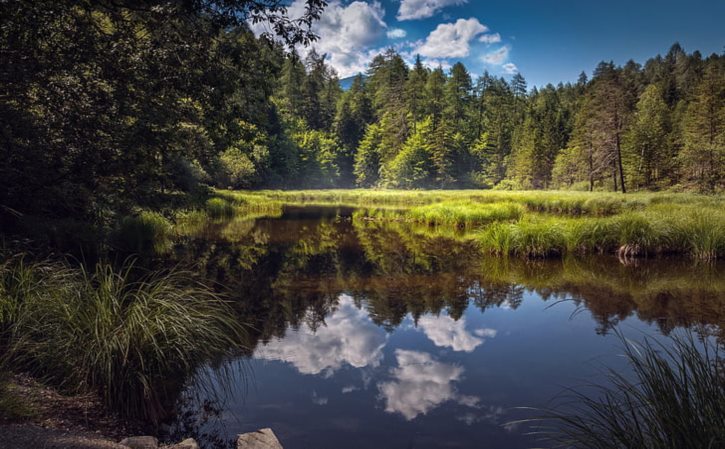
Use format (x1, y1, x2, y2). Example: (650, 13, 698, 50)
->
(418, 315, 496, 352)
(255, 295, 387, 376)
(478, 32, 502, 44)
(378, 350, 480, 420)
(417, 18, 488, 58)
(482, 45, 510, 65)
(387, 28, 407, 39)
(502, 63, 518, 74)
(397, 0, 467, 21)
(250, 1, 388, 77)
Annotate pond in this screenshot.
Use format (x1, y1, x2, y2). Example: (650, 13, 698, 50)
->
(168, 206, 724, 449)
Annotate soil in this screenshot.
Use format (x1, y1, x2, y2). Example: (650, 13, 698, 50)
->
(0, 373, 145, 449)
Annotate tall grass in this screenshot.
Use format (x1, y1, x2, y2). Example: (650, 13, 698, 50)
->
(524, 332, 724, 449)
(220, 189, 725, 260)
(114, 211, 173, 254)
(407, 201, 523, 228)
(205, 197, 235, 219)
(0, 257, 246, 423)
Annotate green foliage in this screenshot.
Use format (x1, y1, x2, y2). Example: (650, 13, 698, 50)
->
(408, 202, 524, 228)
(384, 118, 434, 188)
(0, 258, 246, 423)
(354, 124, 384, 187)
(205, 198, 236, 220)
(114, 212, 173, 255)
(293, 129, 343, 187)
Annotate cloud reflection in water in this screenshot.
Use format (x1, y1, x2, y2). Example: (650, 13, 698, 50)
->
(378, 349, 481, 420)
(255, 295, 388, 376)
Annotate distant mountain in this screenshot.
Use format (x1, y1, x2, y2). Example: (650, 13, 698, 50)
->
(339, 74, 367, 91)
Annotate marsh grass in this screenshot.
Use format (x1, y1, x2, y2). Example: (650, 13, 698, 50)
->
(521, 332, 725, 449)
(205, 198, 235, 219)
(215, 189, 725, 259)
(0, 257, 247, 423)
(114, 211, 173, 254)
(407, 201, 524, 228)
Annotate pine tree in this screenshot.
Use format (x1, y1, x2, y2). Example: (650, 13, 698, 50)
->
(425, 66, 447, 129)
(354, 123, 383, 187)
(445, 62, 472, 128)
(406, 55, 429, 131)
(679, 62, 724, 192)
(623, 84, 671, 189)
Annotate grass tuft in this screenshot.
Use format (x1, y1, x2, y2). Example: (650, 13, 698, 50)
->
(114, 211, 173, 254)
(0, 257, 247, 423)
(205, 198, 235, 219)
(522, 332, 725, 449)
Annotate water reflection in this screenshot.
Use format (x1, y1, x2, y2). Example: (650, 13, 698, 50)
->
(168, 206, 724, 449)
(254, 295, 387, 376)
(379, 349, 479, 421)
(417, 314, 496, 352)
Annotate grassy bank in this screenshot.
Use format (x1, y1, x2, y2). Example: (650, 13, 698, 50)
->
(221, 189, 725, 260)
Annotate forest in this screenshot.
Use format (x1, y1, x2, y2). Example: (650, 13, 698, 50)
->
(2, 1, 723, 234)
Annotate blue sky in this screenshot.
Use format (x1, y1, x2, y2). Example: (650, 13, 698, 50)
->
(256, 1, 725, 87)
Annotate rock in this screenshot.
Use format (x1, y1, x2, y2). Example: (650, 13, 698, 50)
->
(236, 428, 283, 449)
(167, 438, 199, 449)
(120, 435, 159, 449)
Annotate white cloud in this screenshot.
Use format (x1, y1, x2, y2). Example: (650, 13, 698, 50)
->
(482, 45, 510, 65)
(417, 18, 488, 58)
(397, 0, 467, 21)
(250, 1, 388, 77)
(478, 32, 502, 44)
(474, 328, 498, 338)
(255, 295, 387, 376)
(418, 314, 496, 352)
(378, 350, 480, 420)
(387, 28, 407, 39)
(502, 63, 518, 74)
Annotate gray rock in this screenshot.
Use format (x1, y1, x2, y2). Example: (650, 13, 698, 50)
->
(119, 436, 158, 449)
(167, 438, 199, 449)
(236, 428, 283, 449)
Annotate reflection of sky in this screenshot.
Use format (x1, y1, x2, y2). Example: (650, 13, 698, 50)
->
(417, 314, 497, 352)
(255, 294, 387, 376)
(378, 349, 480, 420)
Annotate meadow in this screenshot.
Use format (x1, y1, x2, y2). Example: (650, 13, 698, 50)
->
(217, 189, 725, 260)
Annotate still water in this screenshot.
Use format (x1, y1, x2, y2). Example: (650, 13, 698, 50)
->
(170, 206, 723, 449)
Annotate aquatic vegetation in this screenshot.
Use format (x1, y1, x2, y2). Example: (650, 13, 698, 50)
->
(0, 257, 246, 423)
(113, 211, 174, 254)
(174, 209, 212, 238)
(407, 201, 524, 228)
(219, 190, 725, 259)
(526, 333, 725, 449)
(205, 197, 235, 219)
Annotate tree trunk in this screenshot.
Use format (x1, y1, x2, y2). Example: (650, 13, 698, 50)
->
(588, 143, 594, 192)
(616, 132, 626, 193)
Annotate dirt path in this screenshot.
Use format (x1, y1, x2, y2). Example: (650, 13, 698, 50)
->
(1, 374, 144, 449)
